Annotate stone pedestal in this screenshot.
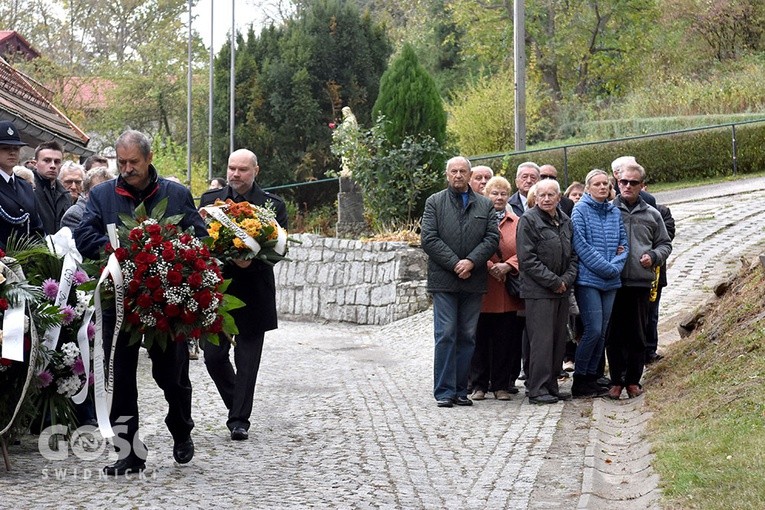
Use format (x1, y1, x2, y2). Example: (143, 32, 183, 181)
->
(336, 176, 368, 238)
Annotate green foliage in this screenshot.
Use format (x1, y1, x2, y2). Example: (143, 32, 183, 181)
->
(372, 43, 447, 148)
(474, 121, 765, 188)
(150, 133, 210, 197)
(331, 117, 447, 226)
(447, 68, 554, 154)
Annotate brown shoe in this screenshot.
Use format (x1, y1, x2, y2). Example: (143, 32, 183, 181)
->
(471, 390, 486, 401)
(626, 385, 644, 398)
(494, 390, 512, 401)
(608, 385, 623, 400)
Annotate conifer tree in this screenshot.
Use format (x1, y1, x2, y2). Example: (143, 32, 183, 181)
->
(372, 43, 447, 148)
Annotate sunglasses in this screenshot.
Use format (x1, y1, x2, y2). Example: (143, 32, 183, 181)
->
(618, 179, 642, 187)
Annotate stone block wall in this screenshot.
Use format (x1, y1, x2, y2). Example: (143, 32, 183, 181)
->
(273, 234, 431, 325)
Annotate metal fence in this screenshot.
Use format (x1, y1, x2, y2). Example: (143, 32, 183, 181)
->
(248, 117, 765, 196)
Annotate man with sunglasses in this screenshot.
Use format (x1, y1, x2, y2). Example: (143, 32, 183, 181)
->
(606, 162, 672, 400)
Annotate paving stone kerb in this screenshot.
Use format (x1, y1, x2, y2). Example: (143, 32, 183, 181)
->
(274, 233, 430, 325)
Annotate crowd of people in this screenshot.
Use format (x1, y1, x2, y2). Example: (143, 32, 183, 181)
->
(421, 156, 673, 407)
(0, 122, 285, 476)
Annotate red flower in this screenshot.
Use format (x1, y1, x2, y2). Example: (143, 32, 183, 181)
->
(136, 294, 153, 308)
(0, 248, 7, 258)
(115, 247, 129, 262)
(167, 270, 183, 286)
(194, 258, 207, 271)
(180, 234, 192, 244)
(164, 304, 180, 317)
(156, 317, 170, 331)
(152, 288, 165, 302)
(190, 328, 201, 339)
(135, 252, 158, 265)
(0, 298, 9, 311)
(162, 249, 175, 262)
(146, 224, 162, 235)
(128, 279, 141, 295)
(188, 272, 203, 288)
(181, 310, 196, 324)
(210, 316, 223, 333)
(126, 312, 141, 325)
(129, 228, 143, 241)
(195, 289, 213, 308)
(145, 276, 162, 290)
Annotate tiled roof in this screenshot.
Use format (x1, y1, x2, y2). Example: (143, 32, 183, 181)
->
(0, 31, 40, 60)
(0, 56, 92, 156)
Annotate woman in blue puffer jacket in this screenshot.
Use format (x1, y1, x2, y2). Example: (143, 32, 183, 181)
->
(570, 169, 629, 398)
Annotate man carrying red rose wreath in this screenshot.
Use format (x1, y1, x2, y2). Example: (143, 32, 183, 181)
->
(199, 148, 288, 441)
(75, 130, 208, 476)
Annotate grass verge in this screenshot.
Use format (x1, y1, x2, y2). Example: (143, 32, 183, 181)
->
(645, 261, 765, 509)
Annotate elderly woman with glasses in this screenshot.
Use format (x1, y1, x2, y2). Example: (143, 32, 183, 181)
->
(468, 176, 525, 401)
(570, 169, 629, 398)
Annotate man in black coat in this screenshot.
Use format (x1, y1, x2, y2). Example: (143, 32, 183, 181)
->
(32, 140, 71, 234)
(199, 148, 288, 441)
(0, 121, 44, 248)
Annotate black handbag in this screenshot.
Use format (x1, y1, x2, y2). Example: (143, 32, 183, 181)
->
(504, 272, 521, 297)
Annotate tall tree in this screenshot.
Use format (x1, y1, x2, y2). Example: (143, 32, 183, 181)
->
(212, 0, 391, 195)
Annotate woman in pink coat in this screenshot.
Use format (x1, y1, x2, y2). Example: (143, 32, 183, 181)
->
(469, 176, 525, 401)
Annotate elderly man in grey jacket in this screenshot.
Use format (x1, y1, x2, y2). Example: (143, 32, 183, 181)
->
(421, 156, 499, 408)
(606, 162, 672, 400)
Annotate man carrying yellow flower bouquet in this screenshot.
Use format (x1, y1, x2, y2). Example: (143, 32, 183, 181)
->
(199, 148, 288, 441)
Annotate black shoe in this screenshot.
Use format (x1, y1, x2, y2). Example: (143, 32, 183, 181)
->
(646, 352, 664, 364)
(508, 386, 519, 394)
(103, 457, 146, 476)
(529, 394, 559, 405)
(596, 377, 611, 387)
(454, 396, 473, 406)
(173, 437, 194, 464)
(552, 391, 572, 401)
(436, 399, 454, 408)
(230, 427, 249, 440)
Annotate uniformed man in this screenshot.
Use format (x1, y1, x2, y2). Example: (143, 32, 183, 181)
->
(0, 121, 43, 247)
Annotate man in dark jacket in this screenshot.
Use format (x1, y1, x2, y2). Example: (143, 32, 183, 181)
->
(421, 156, 499, 408)
(199, 148, 288, 441)
(0, 121, 43, 247)
(508, 161, 540, 216)
(32, 140, 71, 234)
(75, 130, 206, 476)
(540, 164, 575, 217)
(516, 178, 578, 404)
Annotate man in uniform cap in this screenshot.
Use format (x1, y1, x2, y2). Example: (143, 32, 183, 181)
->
(0, 121, 43, 247)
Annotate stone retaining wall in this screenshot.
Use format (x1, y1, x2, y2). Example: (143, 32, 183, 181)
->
(273, 234, 431, 325)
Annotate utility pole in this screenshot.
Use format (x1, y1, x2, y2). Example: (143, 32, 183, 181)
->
(186, 0, 193, 185)
(229, 0, 236, 154)
(208, 0, 214, 180)
(514, 0, 526, 151)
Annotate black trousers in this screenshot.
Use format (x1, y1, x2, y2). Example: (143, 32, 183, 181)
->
(105, 326, 193, 461)
(202, 329, 265, 431)
(606, 286, 650, 387)
(645, 286, 663, 356)
(469, 311, 521, 393)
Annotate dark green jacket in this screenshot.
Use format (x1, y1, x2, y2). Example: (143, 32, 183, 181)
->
(421, 187, 499, 294)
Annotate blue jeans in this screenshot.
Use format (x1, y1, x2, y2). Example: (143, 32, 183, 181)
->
(432, 292, 482, 401)
(574, 286, 617, 377)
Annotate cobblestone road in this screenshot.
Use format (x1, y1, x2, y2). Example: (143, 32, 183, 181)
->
(2, 177, 764, 509)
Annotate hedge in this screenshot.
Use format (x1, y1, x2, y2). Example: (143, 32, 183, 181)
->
(471, 121, 765, 187)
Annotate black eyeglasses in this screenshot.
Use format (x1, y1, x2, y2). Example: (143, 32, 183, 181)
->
(540, 175, 557, 180)
(618, 179, 642, 187)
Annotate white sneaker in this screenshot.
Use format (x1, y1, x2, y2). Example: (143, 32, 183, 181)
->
(470, 390, 486, 401)
(562, 361, 575, 372)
